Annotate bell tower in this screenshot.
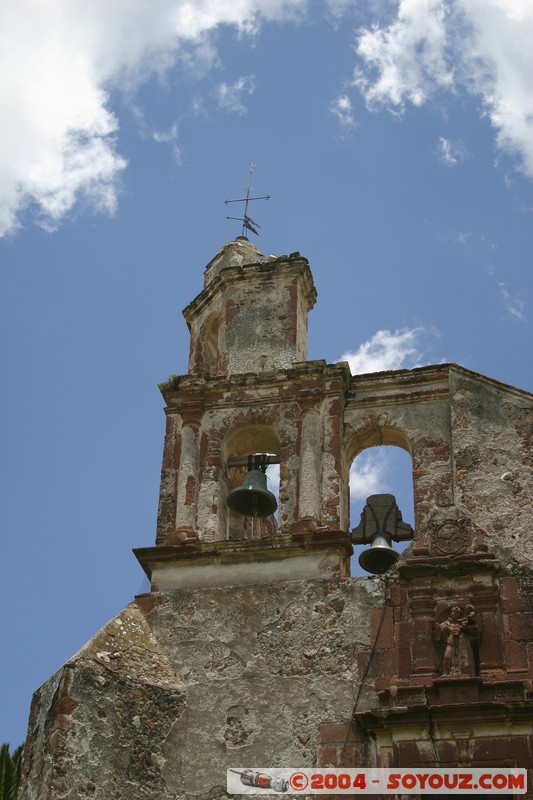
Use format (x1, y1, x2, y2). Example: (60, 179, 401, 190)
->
(134, 236, 353, 590)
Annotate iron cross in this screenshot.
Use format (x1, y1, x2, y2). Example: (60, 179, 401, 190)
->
(225, 162, 270, 237)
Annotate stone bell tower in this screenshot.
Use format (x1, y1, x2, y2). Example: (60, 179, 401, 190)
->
(20, 237, 533, 800)
(135, 236, 354, 589)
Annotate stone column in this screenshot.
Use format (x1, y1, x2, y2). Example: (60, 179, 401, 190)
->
(299, 407, 321, 522)
(291, 396, 322, 535)
(196, 430, 223, 543)
(173, 409, 201, 537)
(320, 395, 344, 530)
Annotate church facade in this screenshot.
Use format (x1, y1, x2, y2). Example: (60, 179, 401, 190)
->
(20, 238, 533, 798)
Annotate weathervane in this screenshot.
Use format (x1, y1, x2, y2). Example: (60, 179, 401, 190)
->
(225, 162, 270, 237)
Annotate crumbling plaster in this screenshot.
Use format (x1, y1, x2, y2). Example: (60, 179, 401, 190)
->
(184, 251, 316, 378)
(449, 369, 533, 557)
(20, 579, 381, 800)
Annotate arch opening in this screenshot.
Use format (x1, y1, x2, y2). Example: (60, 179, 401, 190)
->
(223, 424, 280, 541)
(349, 444, 414, 576)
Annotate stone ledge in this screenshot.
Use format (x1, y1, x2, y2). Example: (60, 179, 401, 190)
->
(398, 551, 500, 579)
(355, 697, 533, 732)
(134, 531, 353, 590)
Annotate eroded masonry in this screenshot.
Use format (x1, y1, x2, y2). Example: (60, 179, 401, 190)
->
(20, 238, 533, 799)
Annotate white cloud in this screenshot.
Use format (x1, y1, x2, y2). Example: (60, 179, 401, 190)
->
(331, 94, 357, 130)
(152, 124, 180, 145)
(216, 75, 255, 115)
(438, 135, 468, 166)
(354, 0, 533, 177)
(451, 229, 471, 245)
(498, 281, 527, 321)
(152, 123, 183, 164)
(460, 0, 533, 177)
(324, 0, 354, 18)
(339, 327, 435, 374)
(354, 0, 454, 109)
(4, 0, 531, 238)
(349, 450, 388, 502)
(0, 0, 307, 237)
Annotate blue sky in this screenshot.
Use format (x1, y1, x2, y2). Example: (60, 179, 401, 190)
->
(1, 0, 532, 747)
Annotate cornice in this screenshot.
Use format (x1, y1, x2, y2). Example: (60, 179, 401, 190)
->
(182, 254, 317, 323)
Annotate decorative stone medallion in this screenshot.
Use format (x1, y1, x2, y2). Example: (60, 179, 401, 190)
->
(430, 520, 470, 556)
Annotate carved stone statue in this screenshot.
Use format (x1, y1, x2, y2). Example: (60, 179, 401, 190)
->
(434, 604, 480, 676)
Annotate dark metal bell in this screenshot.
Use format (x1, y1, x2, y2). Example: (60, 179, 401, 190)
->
(227, 469, 278, 518)
(358, 532, 399, 575)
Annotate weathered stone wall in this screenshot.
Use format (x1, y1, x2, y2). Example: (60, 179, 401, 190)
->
(20, 604, 186, 800)
(156, 363, 350, 545)
(183, 244, 316, 378)
(157, 363, 532, 563)
(20, 578, 380, 800)
(345, 364, 533, 563)
(345, 366, 454, 531)
(449, 369, 533, 561)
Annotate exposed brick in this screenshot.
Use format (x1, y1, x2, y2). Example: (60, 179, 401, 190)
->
(199, 432, 208, 466)
(162, 426, 175, 470)
(368, 648, 396, 680)
(320, 724, 359, 744)
(502, 576, 519, 599)
(173, 435, 181, 468)
(395, 741, 420, 766)
(371, 607, 394, 648)
(502, 596, 528, 613)
(473, 737, 511, 762)
(412, 636, 435, 660)
(339, 746, 357, 767)
(398, 647, 411, 677)
(526, 641, 533, 670)
(395, 621, 413, 645)
(510, 612, 533, 641)
(317, 747, 338, 767)
(388, 586, 403, 607)
(480, 635, 504, 666)
(435, 740, 456, 765)
(184, 475, 196, 506)
(504, 639, 528, 671)
(479, 612, 504, 667)
(500, 735, 533, 768)
(413, 617, 431, 635)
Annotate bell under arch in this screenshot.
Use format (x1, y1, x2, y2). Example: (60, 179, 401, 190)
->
(222, 423, 280, 541)
(348, 443, 415, 576)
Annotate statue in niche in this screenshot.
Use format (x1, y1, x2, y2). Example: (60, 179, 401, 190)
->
(433, 604, 480, 676)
